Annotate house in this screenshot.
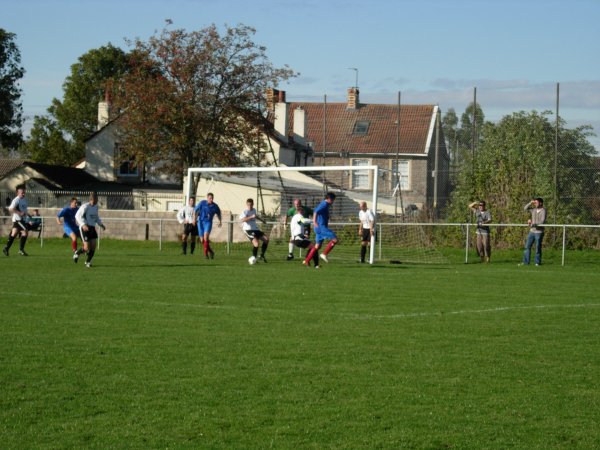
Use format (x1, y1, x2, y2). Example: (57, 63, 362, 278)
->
(265, 87, 450, 214)
(82, 97, 182, 211)
(0, 159, 105, 208)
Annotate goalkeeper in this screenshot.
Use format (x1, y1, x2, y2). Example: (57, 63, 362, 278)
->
(289, 206, 319, 268)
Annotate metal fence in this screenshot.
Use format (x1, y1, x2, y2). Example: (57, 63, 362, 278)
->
(4, 216, 598, 267)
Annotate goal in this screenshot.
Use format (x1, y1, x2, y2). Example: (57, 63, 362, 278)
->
(185, 165, 446, 265)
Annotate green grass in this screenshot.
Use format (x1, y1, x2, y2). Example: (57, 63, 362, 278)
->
(1, 239, 599, 449)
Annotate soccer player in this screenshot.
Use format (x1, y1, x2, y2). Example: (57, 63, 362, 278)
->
(75, 192, 106, 268)
(177, 196, 198, 255)
(56, 197, 80, 260)
(283, 198, 312, 260)
(304, 192, 338, 264)
(240, 198, 269, 262)
(358, 201, 375, 263)
(290, 206, 320, 269)
(194, 193, 222, 259)
(3, 184, 30, 256)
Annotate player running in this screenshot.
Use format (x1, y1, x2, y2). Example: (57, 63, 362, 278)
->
(56, 197, 80, 260)
(304, 192, 338, 264)
(3, 184, 30, 256)
(194, 193, 222, 259)
(177, 196, 198, 255)
(240, 198, 269, 263)
(74, 192, 106, 268)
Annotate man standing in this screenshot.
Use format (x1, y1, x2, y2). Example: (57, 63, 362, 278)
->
(240, 198, 269, 262)
(468, 200, 492, 262)
(521, 197, 546, 266)
(194, 193, 222, 259)
(304, 192, 338, 264)
(177, 196, 197, 255)
(283, 198, 312, 260)
(3, 184, 29, 256)
(75, 192, 106, 268)
(358, 201, 375, 264)
(56, 197, 80, 260)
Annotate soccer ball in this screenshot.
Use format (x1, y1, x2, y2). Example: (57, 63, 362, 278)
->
(248, 256, 257, 265)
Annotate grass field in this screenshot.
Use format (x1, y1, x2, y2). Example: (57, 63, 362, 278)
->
(1, 239, 599, 449)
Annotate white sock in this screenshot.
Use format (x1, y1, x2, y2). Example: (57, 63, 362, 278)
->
(288, 242, 294, 254)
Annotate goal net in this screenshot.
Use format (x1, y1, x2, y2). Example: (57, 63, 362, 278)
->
(185, 165, 446, 264)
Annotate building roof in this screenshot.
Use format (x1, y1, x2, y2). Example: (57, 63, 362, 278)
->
(0, 159, 26, 178)
(284, 103, 437, 155)
(24, 162, 100, 190)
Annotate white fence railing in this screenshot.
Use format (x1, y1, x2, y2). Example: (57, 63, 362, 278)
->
(2, 216, 598, 266)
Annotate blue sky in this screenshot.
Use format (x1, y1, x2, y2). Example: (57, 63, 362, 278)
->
(4, 0, 600, 149)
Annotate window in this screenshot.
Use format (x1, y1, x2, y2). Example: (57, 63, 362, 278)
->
(353, 120, 370, 135)
(392, 160, 410, 190)
(118, 158, 139, 176)
(351, 159, 370, 189)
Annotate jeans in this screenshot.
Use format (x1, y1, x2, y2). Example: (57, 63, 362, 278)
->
(523, 232, 544, 265)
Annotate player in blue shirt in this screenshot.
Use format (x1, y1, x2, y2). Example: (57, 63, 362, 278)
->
(56, 197, 80, 260)
(194, 192, 222, 259)
(304, 192, 338, 264)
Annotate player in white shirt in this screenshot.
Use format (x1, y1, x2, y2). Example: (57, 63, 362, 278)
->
(290, 206, 320, 268)
(3, 184, 30, 256)
(74, 192, 106, 267)
(177, 196, 198, 255)
(239, 198, 269, 262)
(358, 201, 375, 263)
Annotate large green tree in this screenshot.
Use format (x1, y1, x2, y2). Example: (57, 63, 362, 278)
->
(447, 110, 597, 242)
(22, 44, 130, 165)
(0, 29, 25, 153)
(114, 22, 296, 188)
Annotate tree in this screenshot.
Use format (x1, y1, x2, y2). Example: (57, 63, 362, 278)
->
(0, 29, 25, 153)
(114, 22, 296, 189)
(446, 110, 597, 244)
(20, 115, 78, 165)
(22, 44, 130, 165)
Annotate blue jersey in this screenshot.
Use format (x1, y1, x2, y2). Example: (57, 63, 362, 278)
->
(314, 200, 331, 227)
(194, 200, 221, 222)
(57, 206, 79, 229)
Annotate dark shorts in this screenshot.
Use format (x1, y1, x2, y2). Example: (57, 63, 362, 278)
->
(183, 224, 198, 237)
(361, 228, 373, 242)
(293, 236, 312, 249)
(12, 220, 28, 232)
(80, 226, 98, 243)
(244, 229, 265, 241)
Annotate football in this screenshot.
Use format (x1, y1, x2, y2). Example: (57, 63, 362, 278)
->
(248, 256, 257, 265)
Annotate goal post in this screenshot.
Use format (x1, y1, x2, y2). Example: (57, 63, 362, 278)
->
(186, 165, 379, 264)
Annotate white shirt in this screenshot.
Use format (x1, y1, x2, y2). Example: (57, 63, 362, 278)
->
(76, 202, 103, 227)
(240, 208, 259, 231)
(9, 196, 28, 222)
(290, 212, 312, 239)
(359, 208, 375, 229)
(177, 205, 195, 224)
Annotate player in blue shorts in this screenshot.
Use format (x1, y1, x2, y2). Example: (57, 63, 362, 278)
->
(304, 192, 338, 264)
(56, 197, 80, 261)
(194, 193, 222, 259)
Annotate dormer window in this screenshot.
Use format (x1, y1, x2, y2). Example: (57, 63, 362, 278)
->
(353, 120, 370, 135)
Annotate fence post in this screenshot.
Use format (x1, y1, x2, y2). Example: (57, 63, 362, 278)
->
(561, 225, 566, 267)
(159, 219, 163, 251)
(227, 213, 233, 255)
(40, 217, 44, 247)
(378, 223, 382, 261)
(465, 223, 470, 263)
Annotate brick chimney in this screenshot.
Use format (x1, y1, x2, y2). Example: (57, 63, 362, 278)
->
(347, 87, 360, 110)
(97, 87, 112, 130)
(266, 88, 286, 112)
